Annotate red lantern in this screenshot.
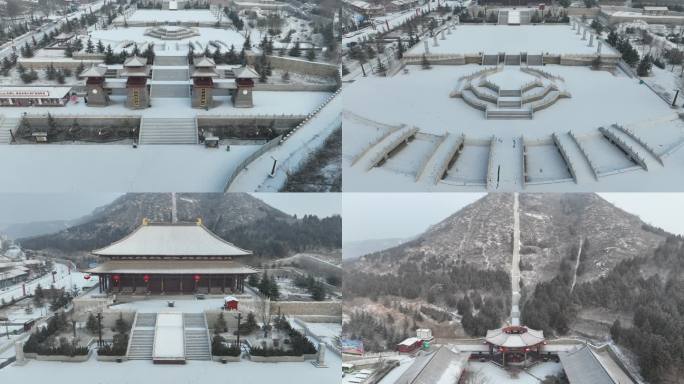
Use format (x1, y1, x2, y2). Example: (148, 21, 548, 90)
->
(193, 274, 201, 282)
(84, 275, 91, 280)
(112, 274, 120, 282)
(143, 274, 150, 283)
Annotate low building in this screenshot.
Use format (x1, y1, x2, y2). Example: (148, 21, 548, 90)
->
(397, 337, 424, 353)
(395, 346, 467, 384)
(386, 0, 420, 12)
(559, 344, 636, 384)
(344, 0, 385, 17)
(0, 87, 71, 107)
(85, 219, 257, 294)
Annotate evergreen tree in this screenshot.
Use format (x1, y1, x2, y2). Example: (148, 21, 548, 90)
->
(288, 41, 301, 57)
(637, 54, 652, 76)
(268, 275, 280, 300)
(306, 49, 315, 61)
(86, 313, 99, 334)
(375, 57, 386, 76)
(243, 33, 251, 51)
(214, 312, 227, 333)
(85, 38, 94, 53)
(21, 41, 34, 58)
(104, 44, 115, 65)
(96, 39, 105, 54)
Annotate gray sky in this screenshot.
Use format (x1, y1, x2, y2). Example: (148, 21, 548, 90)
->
(343, 193, 484, 243)
(0, 193, 122, 226)
(0, 193, 340, 227)
(251, 193, 341, 218)
(344, 193, 684, 243)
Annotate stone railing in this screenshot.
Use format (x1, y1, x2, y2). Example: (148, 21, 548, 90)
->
(568, 131, 599, 180)
(598, 126, 648, 170)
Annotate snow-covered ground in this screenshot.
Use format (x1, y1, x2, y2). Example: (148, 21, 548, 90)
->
(111, 297, 235, 313)
(228, 90, 342, 192)
(0, 348, 342, 384)
(88, 26, 246, 53)
(0, 144, 259, 192)
(343, 64, 684, 191)
(121, 10, 219, 24)
(0, 262, 95, 305)
(407, 24, 614, 55)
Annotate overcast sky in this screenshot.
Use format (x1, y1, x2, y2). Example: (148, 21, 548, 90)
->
(0, 193, 340, 227)
(251, 193, 341, 218)
(343, 193, 684, 243)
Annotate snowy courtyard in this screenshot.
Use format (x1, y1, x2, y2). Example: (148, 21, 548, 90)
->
(407, 24, 615, 55)
(88, 27, 246, 54)
(0, 349, 342, 384)
(343, 64, 684, 191)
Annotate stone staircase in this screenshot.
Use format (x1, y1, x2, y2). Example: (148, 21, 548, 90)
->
(126, 313, 157, 360)
(0, 116, 19, 144)
(139, 117, 198, 144)
(183, 313, 212, 360)
(485, 107, 533, 119)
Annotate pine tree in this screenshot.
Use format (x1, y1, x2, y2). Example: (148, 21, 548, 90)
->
(86, 313, 99, 334)
(637, 54, 652, 76)
(214, 312, 227, 333)
(268, 275, 280, 300)
(104, 44, 115, 65)
(56, 70, 65, 84)
(397, 37, 404, 59)
(376, 57, 386, 76)
(85, 38, 94, 53)
(306, 49, 315, 61)
(96, 39, 105, 54)
(289, 41, 301, 57)
(243, 33, 251, 51)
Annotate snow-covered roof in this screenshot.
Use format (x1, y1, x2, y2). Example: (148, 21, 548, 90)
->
(395, 346, 467, 384)
(80, 65, 108, 78)
(124, 56, 148, 67)
(233, 66, 259, 79)
(224, 295, 239, 302)
(194, 56, 215, 67)
(398, 337, 422, 346)
(485, 326, 544, 348)
(559, 345, 620, 384)
(92, 222, 252, 257)
(85, 259, 256, 274)
(0, 87, 72, 99)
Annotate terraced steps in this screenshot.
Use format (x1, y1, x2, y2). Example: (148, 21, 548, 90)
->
(126, 313, 158, 360)
(139, 117, 198, 144)
(486, 107, 533, 120)
(183, 313, 211, 361)
(0, 116, 18, 144)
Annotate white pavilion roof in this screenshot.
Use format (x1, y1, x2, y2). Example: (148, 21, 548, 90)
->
(233, 66, 259, 79)
(485, 326, 544, 348)
(92, 222, 252, 257)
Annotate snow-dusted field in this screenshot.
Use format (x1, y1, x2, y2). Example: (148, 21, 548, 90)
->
(407, 24, 612, 55)
(0, 348, 341, 384)
(343, 63, 684, 191)
(121, 10, 219, 23)
(345, 65, 672, 139)
(89, 27, 245, 51)
(0, 144, 259, 192)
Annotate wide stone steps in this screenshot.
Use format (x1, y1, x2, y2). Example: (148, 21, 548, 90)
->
(136, 313, 158, 327)
(127, 329, 155, 360)
(139, 117, 198, 144)
(183, 313, 211, 360)
(499, 89, 522, 97)
(0, 116, 18, 144)
(486, 107, 533, 120)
